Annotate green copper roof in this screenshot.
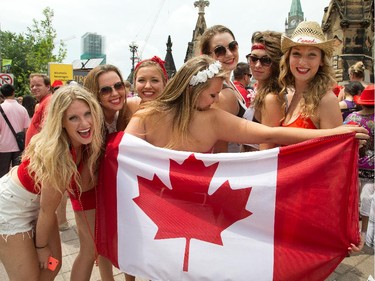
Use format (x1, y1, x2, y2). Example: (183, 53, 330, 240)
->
(289, 0, 304, 17)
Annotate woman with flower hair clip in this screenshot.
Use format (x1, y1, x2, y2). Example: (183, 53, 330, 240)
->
(125, 55, 367, 155)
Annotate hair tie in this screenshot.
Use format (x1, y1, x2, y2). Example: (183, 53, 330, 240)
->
(135, 56, 168, 81)
(251, 43, 266, 51)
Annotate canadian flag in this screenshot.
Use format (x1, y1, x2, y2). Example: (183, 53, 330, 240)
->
(97, 132, 360, 281)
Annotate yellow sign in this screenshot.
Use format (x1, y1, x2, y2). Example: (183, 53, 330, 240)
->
(48, 63, 73, 85)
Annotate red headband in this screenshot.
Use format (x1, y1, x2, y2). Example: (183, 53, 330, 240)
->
(135, 56, 168, 81)
(251, 43, 266, 51)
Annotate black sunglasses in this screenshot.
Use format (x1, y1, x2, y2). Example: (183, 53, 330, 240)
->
(99, 81, 125, 96)
(212, 40, 238, 57)
(247, 55, 272, 67)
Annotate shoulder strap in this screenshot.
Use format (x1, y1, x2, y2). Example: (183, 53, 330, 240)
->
(0, 105, 17, 137)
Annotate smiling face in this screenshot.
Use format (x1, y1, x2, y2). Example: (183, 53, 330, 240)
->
(288, 46, 324, 84)
(30, 76, 50, 102)
(97, 71, 125, 119)
(210, 32, 239, 72)
(63, 99, 94, 149)
(135, 66, 165, 102)
(196, 77, 223, 111)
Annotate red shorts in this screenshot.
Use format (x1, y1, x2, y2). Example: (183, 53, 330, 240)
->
(69, 188, 96, 211)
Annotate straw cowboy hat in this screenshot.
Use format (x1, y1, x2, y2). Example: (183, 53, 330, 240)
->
(354, 84, 375, 105)
(281, 21, 334, 57)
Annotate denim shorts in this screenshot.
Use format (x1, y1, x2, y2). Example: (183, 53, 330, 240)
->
(0, 172, 40, 237)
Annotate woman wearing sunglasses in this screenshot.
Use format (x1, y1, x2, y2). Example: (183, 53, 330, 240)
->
(81, 65, 131, 280)
(200, 25, 248, 152)
(242, 31, 284, 152)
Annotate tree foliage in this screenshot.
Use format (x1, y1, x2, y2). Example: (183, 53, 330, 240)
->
(0, 7, 67, 95)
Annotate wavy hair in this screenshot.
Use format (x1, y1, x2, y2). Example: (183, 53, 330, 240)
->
(23, 85, 104, 193)
(251, 31, 283, 111)
(278, 48, 336, 117)
(136, 55, 227, 148)
(200, 25, 235, 55)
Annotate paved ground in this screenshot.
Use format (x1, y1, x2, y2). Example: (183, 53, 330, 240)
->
(0, 201, 373, 280)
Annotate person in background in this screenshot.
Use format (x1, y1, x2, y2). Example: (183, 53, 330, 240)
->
(338, 61, 368, 101)
(200, 25, 248, 152)
(0, 84, 30, 177)
(51, 80, 64, 93)
(124, 80, 133, 98)
(339, 81, 364, 120)
(0, 85, 104, 281)
(344, 84, 375, 250)
(233, 62, 252, 107)
(244, 30, 284, 151)
(26, 73, 52, 146)
(22, 95, 37, 118)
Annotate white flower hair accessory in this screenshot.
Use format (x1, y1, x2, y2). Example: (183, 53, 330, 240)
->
(189, 61, 222, 86)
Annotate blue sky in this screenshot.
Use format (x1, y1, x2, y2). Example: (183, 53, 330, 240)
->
(1, 0, 330, 77)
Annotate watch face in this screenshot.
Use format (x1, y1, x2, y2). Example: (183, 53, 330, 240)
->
(291, 20, 296, 27)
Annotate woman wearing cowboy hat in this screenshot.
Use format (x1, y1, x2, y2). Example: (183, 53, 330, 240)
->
(278, 21, 363, 253)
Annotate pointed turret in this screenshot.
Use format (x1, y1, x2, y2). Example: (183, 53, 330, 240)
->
(164, 35, 177, 79)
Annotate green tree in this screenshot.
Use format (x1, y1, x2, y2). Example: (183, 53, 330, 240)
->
(0, 7, 67, 96)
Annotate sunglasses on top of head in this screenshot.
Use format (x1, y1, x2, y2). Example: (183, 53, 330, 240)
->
(99, 81, 125, 96)
(247, 55, 272, 67)
(212, 40, 238, 57)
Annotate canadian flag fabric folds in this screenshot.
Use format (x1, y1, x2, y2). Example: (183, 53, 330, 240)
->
(97, 132, 359, 281)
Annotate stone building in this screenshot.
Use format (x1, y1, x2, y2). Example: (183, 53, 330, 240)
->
(285, 0, 305, 37)
(321, 0, 374, 83)
(184, 0, 209, 62)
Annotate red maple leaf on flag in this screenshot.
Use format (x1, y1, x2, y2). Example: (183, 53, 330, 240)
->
(133, 154, 252, 272)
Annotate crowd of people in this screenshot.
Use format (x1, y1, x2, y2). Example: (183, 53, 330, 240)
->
(0, 20, 373, 280)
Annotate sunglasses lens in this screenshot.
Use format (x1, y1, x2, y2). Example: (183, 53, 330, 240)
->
(99, 86, 112, 95)
(260, 57, 272, 66)
(114, 82, 125, 91)
(228, 41, 238, 51)
(214, 46, 226, 57)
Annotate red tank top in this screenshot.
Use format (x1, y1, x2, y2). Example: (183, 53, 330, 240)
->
(282, 114, 317, 129)
(17, 148, 84, 196)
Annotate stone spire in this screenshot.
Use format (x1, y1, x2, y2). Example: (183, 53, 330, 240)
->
(164, 35, 177, 79)
(184, 0, 209, 62)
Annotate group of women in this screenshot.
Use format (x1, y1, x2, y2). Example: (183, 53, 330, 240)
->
(0, 20, 371, 281)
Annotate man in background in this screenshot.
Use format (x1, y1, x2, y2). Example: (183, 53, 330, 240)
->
(0, 84, 30, 177)
(233, 62, 252, 107)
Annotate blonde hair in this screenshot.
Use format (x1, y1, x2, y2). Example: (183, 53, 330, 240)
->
(136, 55, 227, 148)
(251, 31, 283, 111)
(23, 85, 104, 193)
(278, 48, 336, 117)
(349, 61, 365, 80)
(133, 60, 168, 86)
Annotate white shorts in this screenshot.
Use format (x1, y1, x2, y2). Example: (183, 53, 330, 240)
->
(0, 172, 40, 237)
(360, 182, 375, 217)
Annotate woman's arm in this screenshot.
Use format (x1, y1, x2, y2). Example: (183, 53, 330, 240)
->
(319, 92, 344, 129)
(258, 93, 283, 150)
(35, 187, 63, 269)
(125, 115, 146, 140)
(214, 108, 369, 146)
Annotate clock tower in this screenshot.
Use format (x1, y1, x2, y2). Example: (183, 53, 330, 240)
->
(285, 0, 305, 36)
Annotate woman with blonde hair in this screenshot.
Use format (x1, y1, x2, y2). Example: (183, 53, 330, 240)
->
(0, 85, 104, 280)
(338, 61, 368, 101)
(279, 21, 343, 130)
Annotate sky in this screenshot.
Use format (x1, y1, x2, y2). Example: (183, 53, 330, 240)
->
(0, 0, 331, 78)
